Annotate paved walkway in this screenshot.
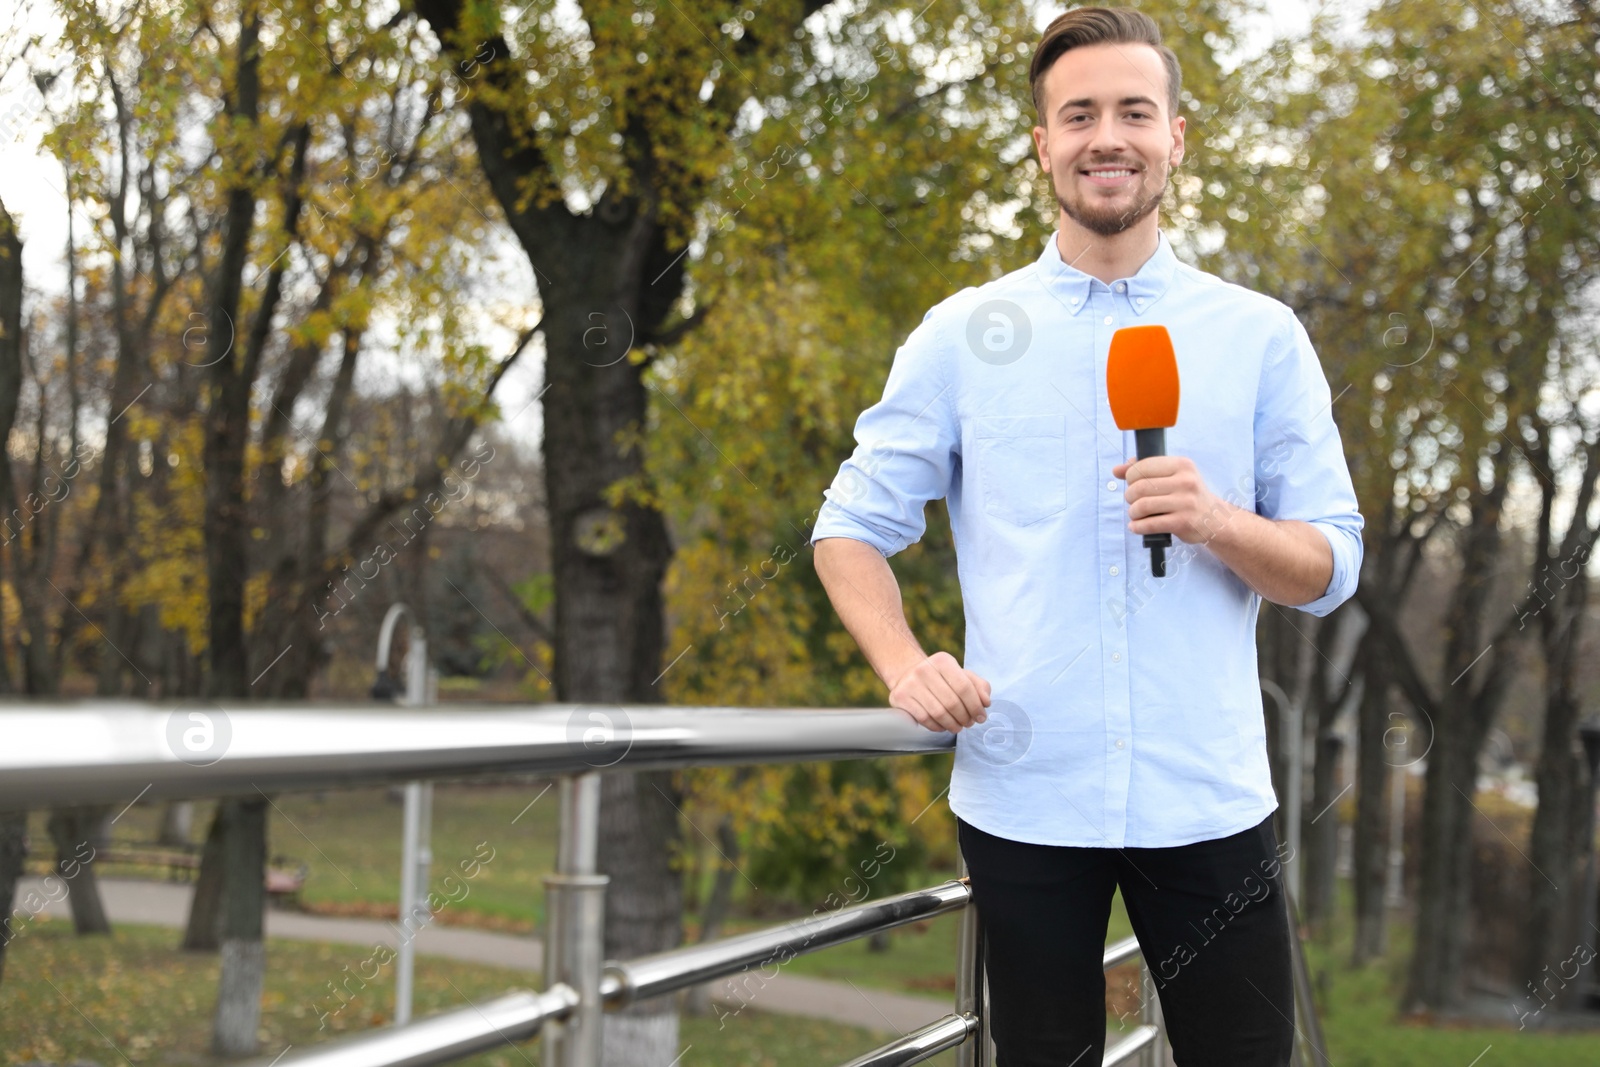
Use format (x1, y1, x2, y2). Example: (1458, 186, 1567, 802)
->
(15, 877, 951, 1036)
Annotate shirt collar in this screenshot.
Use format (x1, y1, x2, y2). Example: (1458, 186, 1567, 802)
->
(1035, 228, 1179, 317)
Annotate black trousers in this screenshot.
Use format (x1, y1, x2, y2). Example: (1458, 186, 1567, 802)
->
(957, 813, 1295, 1067)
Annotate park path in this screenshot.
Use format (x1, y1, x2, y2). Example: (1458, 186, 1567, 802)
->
(14, 877, 951, 1036)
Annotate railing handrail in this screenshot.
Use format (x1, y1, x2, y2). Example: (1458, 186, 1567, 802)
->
(251, 882, 1160, 1067)
(248, 987, 579, 1067)
(0, 702, 955, 807)
(1, 701, 1185, 1067)
(604, 879, 972, 1006)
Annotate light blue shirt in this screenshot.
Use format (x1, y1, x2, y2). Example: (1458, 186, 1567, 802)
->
(811, 229, 1364, 848)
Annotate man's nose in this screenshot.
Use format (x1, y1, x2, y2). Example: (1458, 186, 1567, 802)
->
(1086, 113, 1129, 155)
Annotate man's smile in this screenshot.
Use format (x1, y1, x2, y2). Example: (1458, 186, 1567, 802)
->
(1079, 163, 1143, 188)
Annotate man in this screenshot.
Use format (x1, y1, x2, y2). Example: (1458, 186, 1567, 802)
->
(810, 7, 1363, 1065)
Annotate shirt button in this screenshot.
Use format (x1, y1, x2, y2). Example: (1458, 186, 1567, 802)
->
(1106, 479, 1117, 491)
(1110, 565, 1120, 576)
(1103, 315, 1113, 325)
(1111, 652, 1122, 662)
(1116, 283, 1126, 292)
(1135, 297, 1145, 305)
(1115, 738, 1126, 749)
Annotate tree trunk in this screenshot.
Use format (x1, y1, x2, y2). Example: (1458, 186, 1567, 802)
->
(409, 4, 689, 1062)
(201, 16, 264, 704)
(1523, 692, 1591, 1013)
(54, 109, 159, 692)
(182, 804, 227, 951)
(159, 801, 195, 847)
(1344, 435, 1525, 1014)
(1297, 606, 1354, 931)
(1256, 604, 1301, 817)
(0, 197, 20, 695)
(0, 809, 27, 984)
(252, 323, 363, 700)
(94, 605, 140, 696)
(529, 202, 682, 1066)
(46, 806, 113, 935)
(1405, 701, 1490, 1010)
(1352, 637, 1390, 963)
(211, 797, 267, 1056)
(1404, 457, 1520, 1013)
(550, 305, 681, 1065)
(1306, 729, 1343, 933)
(1522, 480, 1597, 1010)
(196, 9, 293, 1051)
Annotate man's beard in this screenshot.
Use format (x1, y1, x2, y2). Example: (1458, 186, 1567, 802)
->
(1055, 165, 1166, 237)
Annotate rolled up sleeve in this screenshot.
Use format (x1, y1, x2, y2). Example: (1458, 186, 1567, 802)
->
(1253, 311, 1365, 616)
(810, 312, 958, 557)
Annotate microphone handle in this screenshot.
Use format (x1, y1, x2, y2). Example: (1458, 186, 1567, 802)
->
(1135, 428, 1170, 578)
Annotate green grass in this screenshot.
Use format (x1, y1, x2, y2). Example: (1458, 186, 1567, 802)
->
(31, 782, 562, 931)
(741, 892, 1135, 996)
(257, 783, 561, 929)
(1302, 889, 1600, 1066)
(0, 922, 961, 1067)
(681, 1009, 959, 1067)
(33, 788, 1600, 1064)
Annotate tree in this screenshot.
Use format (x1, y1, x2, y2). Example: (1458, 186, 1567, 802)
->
(0, 808, 23, 984)
(1256, 0, 1600, 1009)
(43, 0, 533, 1047)
(45, 808, 112, 935)
(405, 0, 810, 1054)
(0, 197, 21, 693)
(1359, 1, 1598, 1013)
(1520, 352, 1600, 1009)
(0, 198, 28, 984)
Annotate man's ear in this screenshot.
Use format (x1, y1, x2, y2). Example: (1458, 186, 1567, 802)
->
(1169, 115, 1186, 168)
(1033, 124, 1050, 174)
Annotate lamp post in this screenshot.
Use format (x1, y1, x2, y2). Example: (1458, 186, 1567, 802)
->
(373, 603, 435, 1027)
(1577, 717, 1600, 1010)
(1384, 729, 1408, 910)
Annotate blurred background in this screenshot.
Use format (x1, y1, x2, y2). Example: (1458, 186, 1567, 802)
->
(0, 0, 1596, 1064)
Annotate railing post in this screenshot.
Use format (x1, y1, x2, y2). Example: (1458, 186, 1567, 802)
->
(543, 772, 607, 1067)
(954, 853, 992, 1067)
(1139, 957, 1167, 1067)
(396, 779, 434, 1024)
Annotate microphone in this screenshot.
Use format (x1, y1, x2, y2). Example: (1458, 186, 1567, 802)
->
(1106, 324, 1181, 578)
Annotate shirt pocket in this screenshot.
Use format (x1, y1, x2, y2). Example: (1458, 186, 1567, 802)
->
(974, 414, 1068, 527)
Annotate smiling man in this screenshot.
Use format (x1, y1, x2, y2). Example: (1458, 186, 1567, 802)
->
(809, 6, 1363, 1066)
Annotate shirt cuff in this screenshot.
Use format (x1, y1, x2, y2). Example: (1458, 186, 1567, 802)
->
(1292, 520, 1361, 617)
(809, 499, 904, 557)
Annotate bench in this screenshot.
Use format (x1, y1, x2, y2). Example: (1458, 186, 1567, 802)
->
(266, 856, 309, 910)
(33, 843, 308, 908)
(96, 845, 201, 882)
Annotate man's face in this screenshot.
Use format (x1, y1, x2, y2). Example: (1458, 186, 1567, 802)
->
(1032, 42, 1185, 237)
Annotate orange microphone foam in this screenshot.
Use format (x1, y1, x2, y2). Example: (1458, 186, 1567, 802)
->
(1106, 324, 1180, 430)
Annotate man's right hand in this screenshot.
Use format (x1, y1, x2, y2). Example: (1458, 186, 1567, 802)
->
(887, 651, 993, 733)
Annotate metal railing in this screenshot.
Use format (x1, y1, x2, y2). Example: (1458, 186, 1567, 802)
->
(0, 701, 1340, 1067)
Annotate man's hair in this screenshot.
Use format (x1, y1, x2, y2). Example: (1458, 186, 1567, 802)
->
(1029, 7, 1182, 126)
